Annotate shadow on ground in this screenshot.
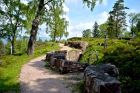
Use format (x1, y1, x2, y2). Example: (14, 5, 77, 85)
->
(21, 78, 70, 93)
(0, 77, 19, 93)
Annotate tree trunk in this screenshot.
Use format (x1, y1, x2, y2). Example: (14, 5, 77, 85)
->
(131, 21, 134, 37)
(11, 35, 15, 54)
(53, 30, 56, 42)
(11, 40, 15, 54)
(27, 0, 44, 55)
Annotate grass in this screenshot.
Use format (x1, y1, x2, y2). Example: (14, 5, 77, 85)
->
(68, 37, 128, 64)
(0, 42, 60, 93)
(68, 37, 140, 93)
(72, 81, 84, 93)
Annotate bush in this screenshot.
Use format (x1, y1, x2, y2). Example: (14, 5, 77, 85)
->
(68, 37, 82, 41)
(100, 40, 140, 93)
(0, 40, 6, 56)
(75, 37, 140, 93)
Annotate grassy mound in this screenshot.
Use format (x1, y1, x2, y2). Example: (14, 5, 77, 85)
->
(68, 37, 140, 93)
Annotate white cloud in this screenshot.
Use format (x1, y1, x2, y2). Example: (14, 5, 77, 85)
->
(67, 11, 109, 38)
(38, 24, 50, 40)
(127, 9, 138, 14)
(67, 22, 94, 37)
(98, 0, 108, 6)
(61, 4, 70, 22)
(65, 0, 80, 4)
(21, 0, 28, 5)
(66, 0, 108, 6)
(97, 11, 109, 24)
(63, 4, 69, 13)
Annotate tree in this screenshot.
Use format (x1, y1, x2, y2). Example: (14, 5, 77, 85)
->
(107, 0, 128, 38)
(0, 39, 5, 56)
(128, 13, 140, 37)
(27, 0, 54, 55)
(45, 1, 68, 42)
(64, 31, 69, 39)
(136, 20, 140, 37)
(0, 0, 27, 54)
(99, 22, 108, 37)
(27, 0, 103, 55)
(83, 0, 103, 11)
(82, 29, 92, 37)
(27, 0, 66, 55)
(107, 12, 115, 38)
(93, 21, 99, 37)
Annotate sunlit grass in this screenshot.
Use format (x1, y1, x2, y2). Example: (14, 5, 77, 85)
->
(0, 42, 59, 93)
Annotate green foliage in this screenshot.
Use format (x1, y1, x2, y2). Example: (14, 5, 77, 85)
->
(45, 0, 68, 41)
(0, 40, 5, 56)
(92, 21, 100, 37)
(68, 37, 83, 41)
(100, 39, 140, 93)
(15, 39, 28, 54)
(128, 13, 140, 37)
(72, 81, 84, 93)
(0, 0, 29, 54)
(22, 0, 37, 31)
(0, 42, 59, 92)
(83, 0, 103, 11)
(107, 0, 128, 38)
(99, 22, 108, 37)
(82, 29, 92, 37)
(135, 20, 140, 36)
(73, 37, 140, 93)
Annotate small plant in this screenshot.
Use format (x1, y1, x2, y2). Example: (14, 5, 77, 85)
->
(72, 81, 85, 93)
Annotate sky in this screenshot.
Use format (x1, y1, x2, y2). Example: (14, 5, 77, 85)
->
(64, 0, 140, 38)
(21, 0, 140, 40)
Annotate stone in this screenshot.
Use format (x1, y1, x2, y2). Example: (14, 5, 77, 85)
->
(67, 49, 82, 62)
(84, 63, 121, 93)
(66, 41, 88, 51)
(45, 46, 89, 73)
(46, 50, 67, 62)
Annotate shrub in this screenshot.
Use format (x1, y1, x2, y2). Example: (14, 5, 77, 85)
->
(101, 41, 140, 93)
(76, 38, 140, 93)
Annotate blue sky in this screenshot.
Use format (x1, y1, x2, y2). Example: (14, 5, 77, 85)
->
(64, 0, 140, 38)
(21, 0, 140, 40)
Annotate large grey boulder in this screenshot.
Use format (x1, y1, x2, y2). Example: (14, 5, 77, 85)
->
(84, 63, 121, 93)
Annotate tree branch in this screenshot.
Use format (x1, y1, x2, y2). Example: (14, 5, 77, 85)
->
(43, 0, 52, 7)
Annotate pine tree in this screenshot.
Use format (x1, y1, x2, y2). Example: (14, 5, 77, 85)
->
(107, 11, 115, 38)
(107, 0, 128, 38)
(93, 21, 99, 37)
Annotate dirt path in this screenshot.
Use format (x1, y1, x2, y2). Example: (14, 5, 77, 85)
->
(20, 44, 82, 93)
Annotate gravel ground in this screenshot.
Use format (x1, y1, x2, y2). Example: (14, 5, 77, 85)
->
(20, 44, 83, 93)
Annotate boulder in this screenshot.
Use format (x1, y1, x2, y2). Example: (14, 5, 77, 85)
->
(66, 41, 88, 51)
(84, 63, 121, 93)
(46, 50, 67, 62)
(67, 49, 82, 62)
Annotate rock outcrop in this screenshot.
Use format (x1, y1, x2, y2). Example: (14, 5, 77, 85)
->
(65, 41, 88, 51)
(84, 63, 121, 93)
(46, 50, 88, 73)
